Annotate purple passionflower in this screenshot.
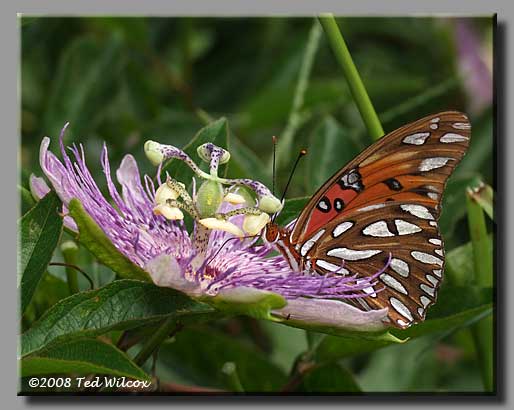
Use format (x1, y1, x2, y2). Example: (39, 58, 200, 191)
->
(31, 125, 389, 333)
(454, 19, 493, 115)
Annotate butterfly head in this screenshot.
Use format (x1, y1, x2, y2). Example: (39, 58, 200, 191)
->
(263, 221, 281, 245)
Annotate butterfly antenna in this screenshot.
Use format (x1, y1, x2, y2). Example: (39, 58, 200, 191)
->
(280, 148, 307, 204)
(272, 136, 277, 196)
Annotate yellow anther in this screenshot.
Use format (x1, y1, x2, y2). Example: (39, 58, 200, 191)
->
(153, 204, 184, 220)
(243, 212, 270, 236)
(198, 218, 244, 238)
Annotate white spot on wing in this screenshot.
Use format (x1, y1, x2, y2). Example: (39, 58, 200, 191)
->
(452, 122, 471, 130)
(363, 221, 394, 237)
(429, 221, 438, 227)
(431, 117, 440, 123)
(426, 274, 438, 286)
(390, 297, 413, 321)
(357, 279, 376, 297)
(420, 283, 435, 296)
(429, 238, 442, 246)
(397, 319, 409, 327)
(418, 307, 425, 317)
(332, 221, 353, 238)
(427, 192, 438, 200)
(411, 251, 443, 266)
(327, 247, 381, 261)
(434, 249, 444, 256)
(440, 133, 469, 143)
(403, 132, 430, 145)
(419, 157, 452, 172)
(400, 204, 434, 220)
(300, 229, 325, 257)
(357, 204, 385, 212)
(433, 269, 442, 277)
(391, 258, 410, 277)
(420, 295, 431, 307)
(395, 219, 422, 235)
(430, 123, 438, 130)
(380, 273, 408, 295)
(316, 260, 349, 275)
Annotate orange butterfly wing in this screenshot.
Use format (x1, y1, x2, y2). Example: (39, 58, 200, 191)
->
(291, 111, 471, 328)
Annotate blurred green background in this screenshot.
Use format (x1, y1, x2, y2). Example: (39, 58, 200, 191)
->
(20, 16, 494, 392)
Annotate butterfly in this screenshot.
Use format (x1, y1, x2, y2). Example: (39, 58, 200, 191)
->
(264, 111, 471, 329)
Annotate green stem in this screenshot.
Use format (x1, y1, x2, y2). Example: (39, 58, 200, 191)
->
(466, 184, 493, 392)
(61, 241, 80, 295)
(318, 14, 384, 140)
(275, 19, 321, 168)
(133, 318, 183, 367)
(221, 362, 244, 392)
(466, 186, 493, 287)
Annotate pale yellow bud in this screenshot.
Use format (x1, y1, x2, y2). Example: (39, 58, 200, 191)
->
(223, 192, 246, 205)
(144, 140, 164, 166)
(198, 218, 244, 238)
(243, 212, 270, 236)
(153, 204, 184, 220)
(259, 195, 283, 213)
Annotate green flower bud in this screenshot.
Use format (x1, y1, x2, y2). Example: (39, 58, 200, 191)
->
(196, 180, 224, 217)
(258, 195, 283, 214)
(144, 140, 164, 166)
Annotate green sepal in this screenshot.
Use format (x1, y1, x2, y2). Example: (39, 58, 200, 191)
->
(202, 287, 287, 321)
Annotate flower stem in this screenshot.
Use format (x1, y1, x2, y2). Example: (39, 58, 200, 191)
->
(61, 241, 80, 294)
(466, 182, 493, 392)
(318, 14, 384, 140)
(275, 19, 321, 168)
(221, 362, 244, 392)
(133, 318, 183, 367)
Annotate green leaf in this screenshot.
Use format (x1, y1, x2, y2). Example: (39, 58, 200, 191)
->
(307, 116, 360, 192)
(439, 174, 481, 239)
(21, 279, 214, 357)
(313, 285, 492, 363)
(22, 272, 69, 330)
(275, 196, 309, 226)
(18, 191, 63, 314)
(226, 135, 269, 183)
(391, 285, 492, 340)
(445, 235, 492, 286)
(43, 34, 125, 138)
(67, 198, 151, 282)
(399, 305, 492, 341)
(19, 185, 36, 216)
(161, 117, 229, 184)
(313, 331, 405, 363)
(21, 338, 149, 381)
(301, 363, 361, 393)
(158, 327, 287, 391)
